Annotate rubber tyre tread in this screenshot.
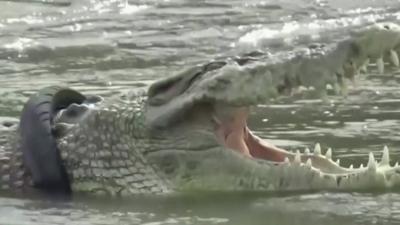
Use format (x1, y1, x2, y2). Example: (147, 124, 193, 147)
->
(19, 86, 86, 193)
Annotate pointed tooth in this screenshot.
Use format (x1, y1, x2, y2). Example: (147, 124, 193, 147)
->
(294, 150, 301, 164)
(313, 143, 321, 156)
(340, 80, 348, 96)
(356, 68, 361, 76)
(325, 148, 332, 159)
(349, 164, 354, 169)
(380, 146, 390, 166)
(390, 50, 399, 67)
(15, 171, 24, 179)
(377, 57, 384, 74)
(368, 152, 377, 170)
(360, 163, 364, 169)
(360, 65, 367, 73)
(13, 180, 24, 188)
(395, 162, 399, 167)
(333, 82, 342, 95)
(304, 148, 310, 154)
(360, 58, 370, 73)
(212, 115, 222, 125)
(305, 158, 312, 168)
(284, 157, 290, 164)
(336, 159, 341, 165)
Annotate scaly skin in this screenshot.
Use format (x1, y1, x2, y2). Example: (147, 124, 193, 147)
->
(1, 23, 400, 196)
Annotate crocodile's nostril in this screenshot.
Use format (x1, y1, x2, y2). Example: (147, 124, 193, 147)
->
(2, 121, 15, 128)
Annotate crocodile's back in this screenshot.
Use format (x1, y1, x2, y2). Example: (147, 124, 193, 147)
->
(0, 126, 31, 192)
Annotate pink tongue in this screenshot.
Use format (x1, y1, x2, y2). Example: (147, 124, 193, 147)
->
(215, 107, 288, 161)
(245, 129, 286, 162)
(216, 107, 251, 157)
(225, 128, 251, 157)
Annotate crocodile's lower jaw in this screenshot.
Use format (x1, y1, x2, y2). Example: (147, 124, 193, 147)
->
(212, 105, 399, 177)
(212, 107, 400, 190)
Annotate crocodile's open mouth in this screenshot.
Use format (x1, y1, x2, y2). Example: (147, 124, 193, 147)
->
(210, 103, 394, 177)
(214, 106, 288, 162)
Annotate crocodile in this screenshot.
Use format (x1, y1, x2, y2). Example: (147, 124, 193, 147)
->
(1, 23, 400, 196)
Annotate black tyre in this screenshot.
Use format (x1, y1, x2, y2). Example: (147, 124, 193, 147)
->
(19, 86, 86, 193)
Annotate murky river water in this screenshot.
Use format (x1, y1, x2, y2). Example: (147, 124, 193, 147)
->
(1, 0, 400, 224)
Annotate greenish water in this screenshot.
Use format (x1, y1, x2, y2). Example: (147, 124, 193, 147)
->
(2, 192, 400, 225)
(1, 0, 400, 224)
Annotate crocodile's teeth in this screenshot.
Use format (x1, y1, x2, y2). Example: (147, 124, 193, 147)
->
(343, 84, 349, 95)
(360, 65, 367, 73)
(325, 148, 332, 159)
(395, 162, 399, 167)
(390, 50, 399, 67)
(336, 159, 341, 165)
(360, 163, 364, 169)
(13, 180, 23, 188)
(368, 152, 377, 170)
(15, 171, 24, 179)
(349, 164, 354, 169)
(306, 158, 312, 168)
(284, 157, 290, 164)
(294, 150, 301, 164)
(304, 148, 310, 154)
(314, 143, 321, 155)
(340, 80, 348, 95)
(212, 115, 222, 125)
(377, 57, 384, 74)
(380, 146, 390, 166)
(360, 58, 370, 73)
